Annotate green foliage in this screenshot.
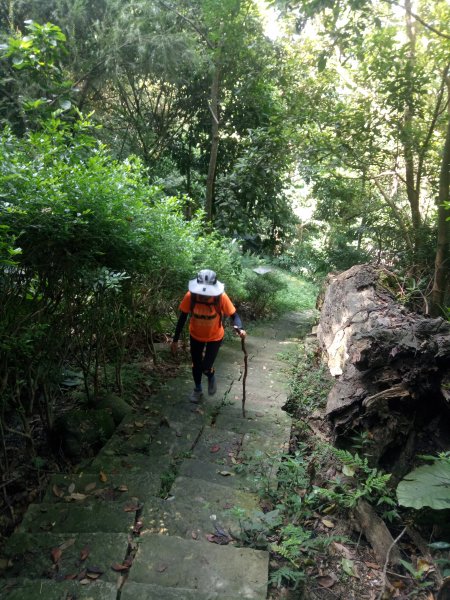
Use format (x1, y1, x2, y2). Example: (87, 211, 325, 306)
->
(397, 452, 450, 511)
(0, 117, 241, 456)
(285, 341, 332, 416)
(313, 448, 393, 509)
(0, 21, 75, 132)
(242, 271, 286, 318)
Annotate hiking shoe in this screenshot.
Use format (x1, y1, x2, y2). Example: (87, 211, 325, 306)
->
(208, 375, 217, 395)
(190, 388, 204, 403)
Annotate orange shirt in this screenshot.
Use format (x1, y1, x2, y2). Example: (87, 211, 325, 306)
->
(179, 291, 236, 342)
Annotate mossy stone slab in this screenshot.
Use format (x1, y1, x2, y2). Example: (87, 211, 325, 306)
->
(178, 459, 260, 492)
(3, 532, 128, 582)
(115, 413, 162, 434)
(133, 401, 209, 428)
(128, 533, 268, 599)
(44, 471, 163, 504)
(17, 501, 135, 534)
(192, 426, 243, 466)
(142, 476, 258, 540)
(240, 427, 290, 460)
(0, 579, 117, 599)
(213, 411, 291, 439)
(146, 420, 203, 459)
(220, 380, 285, 415)
(96, 430, 153, 457)
(121, 581, 237, 599)
(87, 452, 171, 474)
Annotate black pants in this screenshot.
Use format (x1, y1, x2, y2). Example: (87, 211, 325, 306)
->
(190, 336, 223, 387)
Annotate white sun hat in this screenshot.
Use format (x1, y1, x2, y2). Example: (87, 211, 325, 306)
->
(188, 269, 225, 296)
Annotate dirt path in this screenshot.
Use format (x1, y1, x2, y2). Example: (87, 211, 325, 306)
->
(0, 312, 312, 599)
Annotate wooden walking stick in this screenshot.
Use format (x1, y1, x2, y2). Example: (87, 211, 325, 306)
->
(241, 335, 248, 418)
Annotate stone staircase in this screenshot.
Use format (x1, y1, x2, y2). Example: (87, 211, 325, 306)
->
(0, 314, 309, 599)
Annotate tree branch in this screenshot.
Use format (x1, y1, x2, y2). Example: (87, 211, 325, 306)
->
(383, 0, 450, 41)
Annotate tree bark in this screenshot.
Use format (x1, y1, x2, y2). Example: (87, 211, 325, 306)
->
(317, 264, 450, 472)
(430, 74, 450, 316)
(205, 64, 221, 223)
(403, 0, 421, 259)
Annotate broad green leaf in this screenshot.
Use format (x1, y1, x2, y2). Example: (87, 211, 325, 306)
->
(397, 462, 450, 510)
(428, 541, 450, 550)
(341, 558, 358, 578)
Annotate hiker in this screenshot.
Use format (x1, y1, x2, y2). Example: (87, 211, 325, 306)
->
(171, 269, 246, 402)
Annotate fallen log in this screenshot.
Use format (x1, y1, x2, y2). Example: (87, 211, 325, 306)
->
(317, 264, 450, 471)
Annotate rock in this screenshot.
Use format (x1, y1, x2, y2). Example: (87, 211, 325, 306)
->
(96, 393, 133, 425)
(54, 409, 115, 459)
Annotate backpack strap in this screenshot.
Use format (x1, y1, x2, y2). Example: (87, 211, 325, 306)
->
(190, 293, 222, 324)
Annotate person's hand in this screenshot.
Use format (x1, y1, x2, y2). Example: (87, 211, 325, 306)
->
(170, 341, 178, 356)
(234, 327, 246, 339)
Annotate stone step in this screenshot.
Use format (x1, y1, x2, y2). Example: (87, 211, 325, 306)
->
(142, 400, 212, 427)
(191, 426, 243, 466)
(128, 533, 268, 599)
(121, 581, 238, 599)
(214, 408, 291, 437)
(43, 470, 163, 504)
(178, 458, 261, 492)
(91, 419, 202, 468)
(17, 501, 136, 534)
(3, 532, 128, 583)
(219, 382, 286, 418)
(0, 579, 117, 599)
(142, 476, 259, 540)
(240, 429, 289, 462)
(87, 452, 172, 475)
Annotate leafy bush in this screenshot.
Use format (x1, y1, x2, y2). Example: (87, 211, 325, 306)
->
(0, 118, 241, 459)
(242, 271, 287, 318)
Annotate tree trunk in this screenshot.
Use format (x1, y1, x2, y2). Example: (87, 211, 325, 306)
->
(403, 0, 421, 259)
(317, 264, 450, 474)
(205, 65, 221, 223)
(430, 74, 450, 316)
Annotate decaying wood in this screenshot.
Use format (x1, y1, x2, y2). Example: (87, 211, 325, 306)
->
(353, 500, 402, 567)
(317, 264, 450, 467)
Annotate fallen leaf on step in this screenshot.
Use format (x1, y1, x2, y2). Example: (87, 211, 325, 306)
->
(117, 485, 128, 492)
(156, 563, 168, 573)
(111, 563, 130, 572)
(66, 492, 87, 502)
(365, 561, 381, 570)
(59, 538, 76, 551)
(86, 566, 104, 575)
(316, 573, 337, 588)
(52, 485, 64, 498)
(68, 483, 75, 494)
(84, 482, 97, 492)
(417, 558, 434, 575)
(51, 547, 62, 563)
(217, 471, 234, 477)
(86, 571, 101, 580)
(332, 541, 352, 559)
(210, 445, 220, 453)
(80, 546, 90, 561)
(191, 531, 198, 540)
(341, 558, 359, 578)
(99, 471, 108, 483)
(321, 518, 334, 528)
